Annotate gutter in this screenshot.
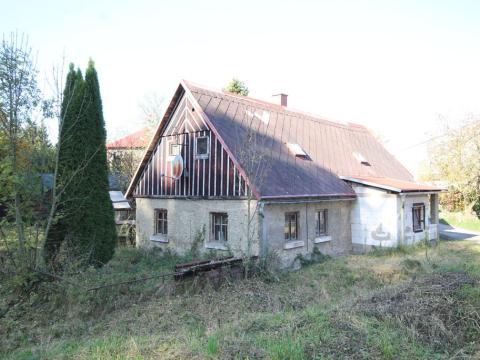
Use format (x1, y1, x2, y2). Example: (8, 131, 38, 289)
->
(259, 197, 355, 205)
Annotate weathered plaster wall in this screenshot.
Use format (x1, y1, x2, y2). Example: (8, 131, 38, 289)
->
(135, 198, 259, 257)
(262, 200, 352, 268)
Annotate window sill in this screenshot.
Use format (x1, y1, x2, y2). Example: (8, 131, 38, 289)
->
(195, 155, 209, 160)
(314, 236, 331, 243)
(150, 235, 168, 243)
(205, 242, 229, 251)
(284, 240, 305, 250)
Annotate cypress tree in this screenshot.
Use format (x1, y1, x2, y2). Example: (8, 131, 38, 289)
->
(44, 60, 116, 267)
(44, 64, 84, 265)
(74, 59, 116, 265)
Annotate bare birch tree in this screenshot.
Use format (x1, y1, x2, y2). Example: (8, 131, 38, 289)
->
(0, 33, 40, 256)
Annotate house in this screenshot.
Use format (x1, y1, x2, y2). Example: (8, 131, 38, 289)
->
(109, 191, 135, 244)
(107, 128, 152, 191)
(126, 80, 442, 267)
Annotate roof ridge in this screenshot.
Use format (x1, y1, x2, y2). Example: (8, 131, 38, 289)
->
(182, 80, 368, 132)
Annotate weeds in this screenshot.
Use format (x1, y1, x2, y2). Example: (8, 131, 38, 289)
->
(1, 240, 480, 359)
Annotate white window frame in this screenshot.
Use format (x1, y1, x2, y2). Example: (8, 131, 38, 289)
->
(211, 212, 228, 242)
(316, 209, 328, 237)
(154, 209, 168, 235)
(195, 136, 209, 159)
(284, 212, 299, 241)
(168, 141, 181, 156)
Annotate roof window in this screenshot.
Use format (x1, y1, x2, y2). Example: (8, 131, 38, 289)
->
(287, 143, 308, 159)
(353, 151, 371, 166)
(246, 109, 270, 125)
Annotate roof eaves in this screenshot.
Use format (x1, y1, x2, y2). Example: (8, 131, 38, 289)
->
(259, 193, 357, 201)
(340, 176, 402, 192)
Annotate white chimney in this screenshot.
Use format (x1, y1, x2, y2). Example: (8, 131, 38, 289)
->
(272, 93, 288, 107)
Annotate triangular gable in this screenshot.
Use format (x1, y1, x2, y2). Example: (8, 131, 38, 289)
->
(126, 81, 256, 199)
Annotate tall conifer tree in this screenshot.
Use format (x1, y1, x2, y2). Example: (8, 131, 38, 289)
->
(74, 59, 116, 264)
(44, 64, 84, 265)
(44, 60, 116, 266)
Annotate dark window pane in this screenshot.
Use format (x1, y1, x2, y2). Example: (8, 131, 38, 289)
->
(196, 137, 208, 155)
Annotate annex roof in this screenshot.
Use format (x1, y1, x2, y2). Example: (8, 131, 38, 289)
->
(341, 176, 444, 193)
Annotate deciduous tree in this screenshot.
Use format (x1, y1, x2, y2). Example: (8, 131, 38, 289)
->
(224, 78, 249, 96)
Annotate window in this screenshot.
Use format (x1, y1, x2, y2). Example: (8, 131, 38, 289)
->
(353, 151, 371, 166)
(195, 136, 209, 158)
(169, 142, 180, 156)
(284, 212, 299, 241)
(286, 143, 308, 159)
(117, 210, 131, 221)
(211, 213, 228, 242)
(316, 209, 328, 236)
(155, 209, 168, 235)
(412, 203, 425, 233)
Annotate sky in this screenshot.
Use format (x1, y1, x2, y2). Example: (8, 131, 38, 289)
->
(2, 0, 480, 177)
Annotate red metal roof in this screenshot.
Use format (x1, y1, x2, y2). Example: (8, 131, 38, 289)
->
(341, 176, 443, 192)
(127, 81, 431, 199)
(106, 128, 151, 149)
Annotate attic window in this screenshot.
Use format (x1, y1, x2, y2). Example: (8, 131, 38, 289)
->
(195, 136, 209, 158)
(169, 142, 181, 156)
(286, 143, 308, 159)
(246, 109, 270, 125)
(353, 151, 371, 166)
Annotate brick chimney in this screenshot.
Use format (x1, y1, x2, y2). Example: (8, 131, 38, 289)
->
(272, 93, 288, 107)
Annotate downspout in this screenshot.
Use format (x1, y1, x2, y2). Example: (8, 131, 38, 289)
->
(400, 194, 406, 245)
(258, 202, 267, 257)
(435, 194, 440, 243)
(305, 202, 309, 253)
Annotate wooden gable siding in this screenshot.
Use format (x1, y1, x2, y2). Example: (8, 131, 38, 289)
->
(134, 94, 250, 198)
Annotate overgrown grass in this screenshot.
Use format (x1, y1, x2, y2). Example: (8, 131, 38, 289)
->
(440, 210, 480, 232)
(1, 239, 480, 359)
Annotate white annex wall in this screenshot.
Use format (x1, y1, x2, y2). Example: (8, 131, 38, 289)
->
(350, 185, 399, 248)
(402, 194, 436, 244)
(351, 184, 438, 250)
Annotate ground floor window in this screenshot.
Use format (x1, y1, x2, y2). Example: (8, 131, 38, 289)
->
(155, 209, 168, 235)
(412, 203, 425, 232)
(284, 212, 299, 241)
(316, 209, 328, 236)
(211, 212, 228, 241)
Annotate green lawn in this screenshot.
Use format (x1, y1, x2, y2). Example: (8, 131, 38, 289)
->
(440, 211, 480, 232)
(1, 240, 480, 359)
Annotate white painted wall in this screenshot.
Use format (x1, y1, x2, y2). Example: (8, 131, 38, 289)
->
(350, 185, 398, 248)
(350, 184, 438, 250)
(401, 194, 437, 244)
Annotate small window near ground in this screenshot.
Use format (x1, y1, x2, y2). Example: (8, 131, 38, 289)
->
(195, 136, 209, 158)
(155, 209, 168, 235)
(285, 212, 299, 241)
(316, 209, 328, 236)
(211, 212, 228, 242)
(169, 142, 181, 156)
(412, 203, 425, 233)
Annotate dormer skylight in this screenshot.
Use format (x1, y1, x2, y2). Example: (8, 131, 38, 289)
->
(287, 143, 308, 159)
(246, 109, 270, 125)
(353, 151, 371, 166)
